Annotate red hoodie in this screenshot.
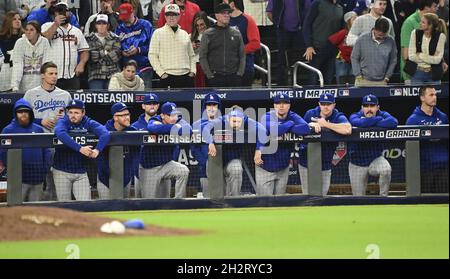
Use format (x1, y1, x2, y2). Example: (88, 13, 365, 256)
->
(157, 0, 201, 34)
(328, 29, 353, 63)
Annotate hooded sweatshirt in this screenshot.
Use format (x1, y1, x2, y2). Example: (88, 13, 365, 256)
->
(140, 115, 192, 169)
(53, 114, 111, 173)
(349, 110, 398, 166)
(299, 106, 349, 170)
(96, 120, 140, 188)
(0, 98, 51, 185)
(260, 110, 311, 172)
(11, 35, 51, 91)
(406, 106, 449, 171)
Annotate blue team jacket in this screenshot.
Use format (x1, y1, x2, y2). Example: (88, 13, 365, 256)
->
(260, 110, 311, 172)
(140, 115, 192, 169)
(96, 120, 140, 188)
(299, 107, 349, 170)
(115, 18, 154, 70)
(27, 8, 80, 28)
(0, 99, 51, 185)
(406, 106, 449, 171)
(349, 110, 398, 167)
(53, 115, 110, 173)
(204, 114, 268, 166)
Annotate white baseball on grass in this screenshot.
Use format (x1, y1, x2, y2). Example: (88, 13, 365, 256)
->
(100, 222, 113, 234)
(110, 221, 126, 234)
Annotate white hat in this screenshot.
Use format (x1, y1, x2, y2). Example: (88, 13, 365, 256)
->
(96, 14, 109, 23)
(165, 4, 180, 15)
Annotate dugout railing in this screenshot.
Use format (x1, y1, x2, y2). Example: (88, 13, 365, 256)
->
(1, 125, 448, 205)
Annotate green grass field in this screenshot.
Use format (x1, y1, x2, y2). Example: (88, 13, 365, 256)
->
(0, 204, 448, 259)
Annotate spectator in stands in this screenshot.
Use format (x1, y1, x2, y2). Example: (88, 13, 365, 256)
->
(149, 3, 196, 89)
(0, 11, 23, 91)
(41, 2, 89, 90)
(348, 94, 398, 196)
(27, 0, 80, 28)
(53, 99, 110, 201)
(346, 0, 395, 47)
(108, 59, 145, 90)
(266, 0, 309, 86)
(298, 93, 352, 195)
(115, 2, 154, 89)
(0, 98, 51, 202)
(157, 0, 201, 33)
(114, 0, 144, 18)
(0, 0, 17, 30)
(84, 0, 120, 36)
(303, 0, 344, 85)
(86, 14, 122, 90)
(407, 13, 447, 84)
(353, 0, 370, 15)
(142, 0, 171, 26)
(193, 0, 215, 16)
(406, 85, 448, 193)
(11, 21, 51, 92)
(436, 0, 448, 23)
(400, 0, 440, 82)
(328, 11, 358, 85)
(199, 3, 245, 88)
(225, 0, 260, 87)
(395, 0, 419, 26)
(190, 11, 210, 87)
(0, 48, 3, 70)
(96, 102, 140, 199)
(351, 18, 397, 86)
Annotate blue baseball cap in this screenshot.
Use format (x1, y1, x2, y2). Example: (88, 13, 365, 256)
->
(229, 108, 245, 118)
(362, 94, 379, 105)
(111, 102, 130, 116)
(66, 99, 85, 110)
(143, 93, 159, 104)
(204, 93, 220, 105)
(319, 93, 335, 104)
(161, 102, 181, 115)
(273, 92, 290, 103)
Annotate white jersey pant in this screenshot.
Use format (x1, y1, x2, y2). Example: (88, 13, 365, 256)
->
(22, 183, 44, 202)
(255, 166, 289, 195)
(134, 176, 171, 198)
(298, 165, 332, 195)
(224, 159, 243, 196)
(53, 169, 91, 201)
(139, 161, 189, 199)
(97, 179, 131, 200)
(349, 156, 392, 196)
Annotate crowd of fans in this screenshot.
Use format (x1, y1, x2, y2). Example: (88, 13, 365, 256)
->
(0, 0, 448, 92)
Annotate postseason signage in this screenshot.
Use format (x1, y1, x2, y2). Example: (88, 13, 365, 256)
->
(0, 85, 448, 104)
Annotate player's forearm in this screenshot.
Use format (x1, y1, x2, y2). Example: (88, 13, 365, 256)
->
(78, 51, 89, 66)
(325, 123, 352, 135)
(42, 23, 58, 40)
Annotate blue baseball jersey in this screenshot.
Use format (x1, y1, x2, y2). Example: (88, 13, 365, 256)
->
(260, 110, 311, 172)
(349, 110, 398, 166)
(27, 8, 80, 28)
(53, 115, 110, 173)
(299, 107, 349, 170)
(140, 115, 192, 169)
(406, 106, 449, 171)
(96, 120, 140, 188)
(115, 18, 154, 70)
